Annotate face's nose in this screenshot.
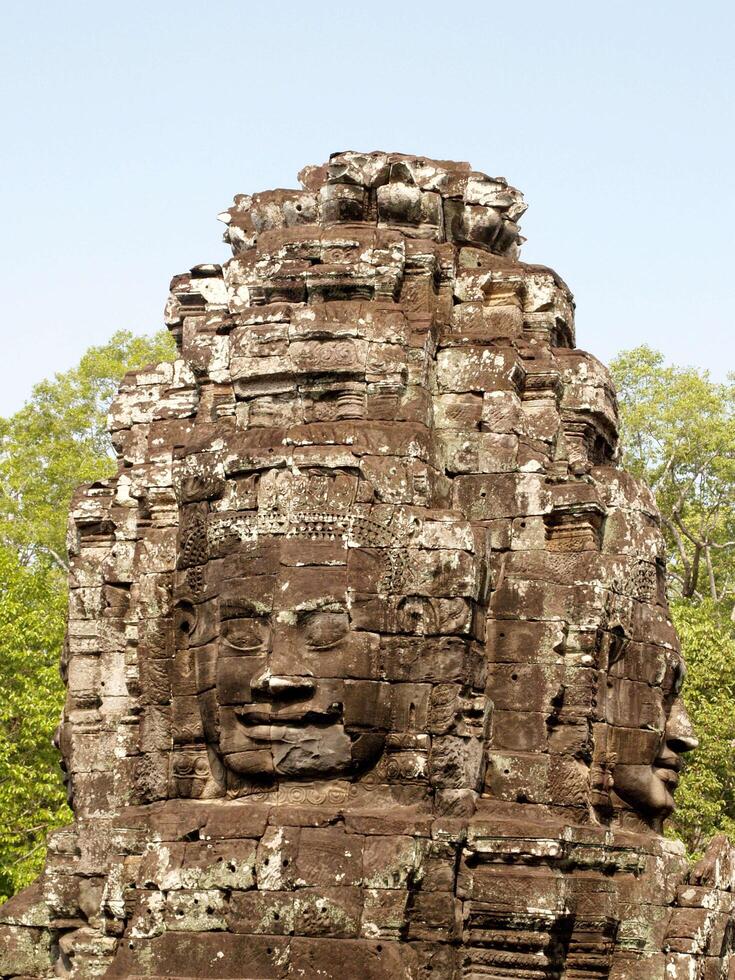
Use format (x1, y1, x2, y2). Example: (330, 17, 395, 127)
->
(665, 698, 699, 754)
(248, 619, 317, 702)
(250, 665, 316, 702)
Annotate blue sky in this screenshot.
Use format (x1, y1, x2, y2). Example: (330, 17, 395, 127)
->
(1, 1, 732, 415)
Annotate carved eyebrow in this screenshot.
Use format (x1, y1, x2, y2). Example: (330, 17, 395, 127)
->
(220, 595, 269, 617)
(292, 599, 347, 615)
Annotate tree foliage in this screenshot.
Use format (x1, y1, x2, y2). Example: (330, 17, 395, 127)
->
(0, 329, 174, 899)
(611, 347, 735, 853)
(611, 347, 735, 605)
(669, 599, 735, 854)
(0, 546, 68, 903)
(0, 329, 175, 572)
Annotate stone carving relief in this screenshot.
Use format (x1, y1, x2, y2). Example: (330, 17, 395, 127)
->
(171, 467, 488, 801)
(0, 151, 732, 979)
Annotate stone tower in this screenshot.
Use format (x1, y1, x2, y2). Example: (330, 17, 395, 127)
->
(1, 152, 733, 979)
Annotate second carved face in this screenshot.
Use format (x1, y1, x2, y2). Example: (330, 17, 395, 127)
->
(604, 640, 698, 829)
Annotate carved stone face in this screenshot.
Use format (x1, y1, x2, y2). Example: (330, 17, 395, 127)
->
(198, 535, 394, 780)
(606, 644, 697, 827)
(174, 493, 486, 791)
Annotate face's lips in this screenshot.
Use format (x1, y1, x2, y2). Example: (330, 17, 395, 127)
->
(655, 769, 680, 789)
(653, 753, 682, 786)
(235, 703, 343, 728)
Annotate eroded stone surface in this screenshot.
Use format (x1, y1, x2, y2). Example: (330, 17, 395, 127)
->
(1, 151, 733, 978)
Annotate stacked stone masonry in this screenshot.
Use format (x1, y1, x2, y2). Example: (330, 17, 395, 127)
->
(1, 151, 733, 978)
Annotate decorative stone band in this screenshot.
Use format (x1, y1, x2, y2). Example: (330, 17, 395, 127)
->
(179, 509, 411, 593)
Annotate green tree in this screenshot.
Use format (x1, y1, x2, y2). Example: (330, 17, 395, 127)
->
(0, 328, 175, 899)
(669, 599, 735, 854)
(611, 347, 735, 606)
(0, 329, 176, 572)
(611, 347, 735, 853)
(0, 545, 68, 903)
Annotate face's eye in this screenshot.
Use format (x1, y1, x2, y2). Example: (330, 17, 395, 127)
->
(662, 656, 686, 699)
(222, 617, 269, 653)
(672, 662, 686, 696)
(303, 610, 349, 649)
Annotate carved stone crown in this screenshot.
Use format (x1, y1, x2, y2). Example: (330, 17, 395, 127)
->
(218, 150, 527, 260)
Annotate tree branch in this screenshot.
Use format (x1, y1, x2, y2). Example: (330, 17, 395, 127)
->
(661, 514, 692, 587)
(704, 546, 718, 602)
(44, 545, 69, 574)
(673, 510, 705, 549)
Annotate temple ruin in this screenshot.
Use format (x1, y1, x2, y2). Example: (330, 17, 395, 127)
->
(1, 151, 733, 978)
